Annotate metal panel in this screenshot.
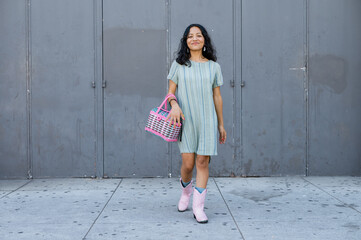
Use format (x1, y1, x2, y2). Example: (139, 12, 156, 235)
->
(103, 0, 169, 177)
(241, 0, 306, 176)
(30, 0, 96, 177)
(0, 0, 28, 178)
(308, 0, 361, 175)
(169, 0, 235, 177)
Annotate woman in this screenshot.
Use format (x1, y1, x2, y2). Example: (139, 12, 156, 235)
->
(166, 24, 226, 223)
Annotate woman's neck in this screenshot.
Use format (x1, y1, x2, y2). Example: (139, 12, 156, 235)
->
(189, 50, 207, 62)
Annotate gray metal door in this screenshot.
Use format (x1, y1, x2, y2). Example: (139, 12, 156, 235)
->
(103, 0, 169, 177)
(169, 0, 236, 177)
(30, 0, 96, 177)
(241, 0, 307, 176)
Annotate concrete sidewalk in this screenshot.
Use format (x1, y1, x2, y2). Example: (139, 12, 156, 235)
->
(0, 176, 360, 240)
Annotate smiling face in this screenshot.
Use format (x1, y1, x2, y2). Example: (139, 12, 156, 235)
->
(186, 26, 205, 51)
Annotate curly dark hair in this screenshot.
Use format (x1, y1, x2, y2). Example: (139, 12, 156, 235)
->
(175, 24, 217, 67)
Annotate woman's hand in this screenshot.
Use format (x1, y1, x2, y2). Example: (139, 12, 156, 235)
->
(218, 125, 227, 144)
(166, 102, 185, 128)
(166, 80, 184, 128)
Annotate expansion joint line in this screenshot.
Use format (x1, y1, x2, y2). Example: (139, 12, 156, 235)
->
(0, 180, 33, 199)
(301, 177, 361, 215)
(213, 178, 246, 240)
(83, 178, 123, 239)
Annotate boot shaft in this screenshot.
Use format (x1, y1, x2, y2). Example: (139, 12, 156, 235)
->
(192, 188, 208, 223)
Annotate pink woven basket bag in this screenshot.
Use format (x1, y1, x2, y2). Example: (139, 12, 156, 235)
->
(145, 94, 182, 142)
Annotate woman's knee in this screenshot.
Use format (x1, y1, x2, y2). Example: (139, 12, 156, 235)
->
(182, 163, 194, 173)
(196, 156, 209, 169)
(182, 153, 195, 172)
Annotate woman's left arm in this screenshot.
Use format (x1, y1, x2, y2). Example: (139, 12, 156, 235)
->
(213, 87, 227, 144)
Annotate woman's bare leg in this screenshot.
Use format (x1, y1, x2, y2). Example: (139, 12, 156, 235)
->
(181, 153, 195, 182)
(195, 155, 210, 188)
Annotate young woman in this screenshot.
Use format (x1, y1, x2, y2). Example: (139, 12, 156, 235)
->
(166, 24, 226, 223)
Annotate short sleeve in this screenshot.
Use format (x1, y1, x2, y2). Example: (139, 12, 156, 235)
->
(213, 63, 224, 88)
(167, 60, 179, 85)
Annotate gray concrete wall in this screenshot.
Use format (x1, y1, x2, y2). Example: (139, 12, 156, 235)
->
(1, 0, 360, 178)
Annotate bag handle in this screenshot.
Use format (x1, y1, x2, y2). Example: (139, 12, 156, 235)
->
(156, 94, 177, 114)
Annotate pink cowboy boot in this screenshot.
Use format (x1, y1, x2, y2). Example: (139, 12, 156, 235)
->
(192, 188, 208, 223)
(177, 178, 193, 212)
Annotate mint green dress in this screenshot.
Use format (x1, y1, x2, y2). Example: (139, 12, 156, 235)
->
(167, 60, 223, 156)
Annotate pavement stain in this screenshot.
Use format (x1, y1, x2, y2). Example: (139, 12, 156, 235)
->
(230, 189, 289, 202)
(342, 222, 360, 230)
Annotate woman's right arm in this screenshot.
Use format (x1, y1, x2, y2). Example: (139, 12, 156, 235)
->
(166, 80, 185, 127)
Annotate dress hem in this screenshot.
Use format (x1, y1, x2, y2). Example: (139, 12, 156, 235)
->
(179, 151, 217, 156)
